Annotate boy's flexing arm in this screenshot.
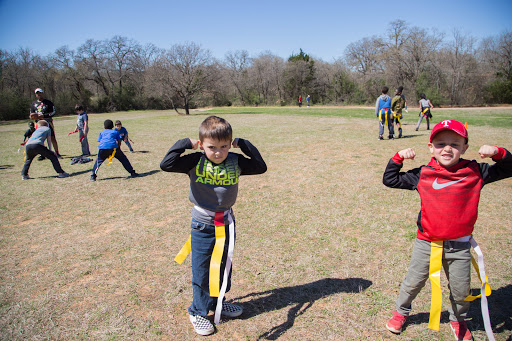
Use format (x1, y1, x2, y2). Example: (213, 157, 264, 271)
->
(478, 146, 512, 185)
(383, 148, 422, 190)
(160, 138, 202, 173)
(233, 138, 267, 175)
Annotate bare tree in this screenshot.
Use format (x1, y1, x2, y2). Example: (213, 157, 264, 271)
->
(77, 39, 110, 98)
(442, 29, 478, 104)
(225, 50, 252, 104)
(52, 46, 90, 104)
(345, 36, 385, 76)
(157, 42, 214, 115)
(104, 36, 140, 96)
(401, 27, 444, 86)
(250, 52, 285, 105)
(479, 31, 512, 81)
(131, 43, 162, 100)
(383, 20, 411, 88)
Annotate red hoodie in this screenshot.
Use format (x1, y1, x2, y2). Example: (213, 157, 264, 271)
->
(383, 148, 512, 241)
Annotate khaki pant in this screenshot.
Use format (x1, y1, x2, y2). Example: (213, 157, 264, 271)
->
(396, 238, 471, 322)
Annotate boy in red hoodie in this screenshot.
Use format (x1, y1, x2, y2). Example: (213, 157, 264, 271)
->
(383, 119, 512, 340)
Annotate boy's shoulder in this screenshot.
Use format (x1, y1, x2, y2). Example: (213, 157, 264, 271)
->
(100, 129, 119, 136)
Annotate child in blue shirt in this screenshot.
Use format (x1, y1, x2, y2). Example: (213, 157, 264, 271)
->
(376, 86, 394, 140)
(90, 119, 138, 181)
(114, 120, 134, 152)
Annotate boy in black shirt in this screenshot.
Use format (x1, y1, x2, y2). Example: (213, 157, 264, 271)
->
(160, 116, 267, 335)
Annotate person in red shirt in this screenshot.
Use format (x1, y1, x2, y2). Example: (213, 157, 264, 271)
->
(383, 120, 512, 340)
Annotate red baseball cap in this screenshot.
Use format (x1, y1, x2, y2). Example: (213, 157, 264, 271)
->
(430, 120, 468, 142)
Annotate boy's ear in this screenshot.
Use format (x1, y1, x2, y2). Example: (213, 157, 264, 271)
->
(198, 140, 204, 150)
(427, 142, 434, 155)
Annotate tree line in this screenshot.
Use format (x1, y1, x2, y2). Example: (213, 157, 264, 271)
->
(1, 20, 511, 121)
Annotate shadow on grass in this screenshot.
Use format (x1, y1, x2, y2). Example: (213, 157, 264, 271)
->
(402, 284, 512, 337)
(232, 277, 372, 340)
(394, 135, 417, 140)
(69, 169, 94, 177)
(0, 164, 14, 170)
(36, 169, 92, 179)
(135, 169, 160, 177)
(98, 169, 160, 181)
(470, 284, 512, 335)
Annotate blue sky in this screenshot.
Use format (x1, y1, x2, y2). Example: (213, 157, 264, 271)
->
(0, 0, 511, 62)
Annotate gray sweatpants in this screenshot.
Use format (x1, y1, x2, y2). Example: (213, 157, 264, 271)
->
(416, 113, 430, 130)
(79, 129, 90, 156)
(378, 110, 394, 137)
(396, 238, 471, 322)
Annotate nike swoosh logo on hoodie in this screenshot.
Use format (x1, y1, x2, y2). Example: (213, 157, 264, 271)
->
(432, 176, 468, 190)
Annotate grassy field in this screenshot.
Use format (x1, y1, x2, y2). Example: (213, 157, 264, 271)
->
(0, 106, 511, 340)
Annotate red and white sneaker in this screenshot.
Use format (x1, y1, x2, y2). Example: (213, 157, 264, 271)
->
(450, 320, 473, 341)
(386, 310, 407, 334)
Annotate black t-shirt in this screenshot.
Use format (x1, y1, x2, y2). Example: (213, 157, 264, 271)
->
(30, 99, 55, 123)
(24, 128, 35, 139)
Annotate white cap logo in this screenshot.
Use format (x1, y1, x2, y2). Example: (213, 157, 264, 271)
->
(441, 120, 451, 127)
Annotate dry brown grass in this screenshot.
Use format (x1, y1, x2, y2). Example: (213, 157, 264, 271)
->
(0, 109, 511, 340)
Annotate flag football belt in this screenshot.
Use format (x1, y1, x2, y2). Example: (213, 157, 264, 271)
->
(379, 108, 390, 126)
(174, 207, 235, 325)
(421, 107, 430, 116)
(428, 237, 494, 340)
(392, 111, 402, 122)
(107, 149, 116, 165)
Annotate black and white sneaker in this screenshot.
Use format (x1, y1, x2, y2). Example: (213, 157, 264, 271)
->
(189, 314, 214, 336)
(221, 302, 243, 317)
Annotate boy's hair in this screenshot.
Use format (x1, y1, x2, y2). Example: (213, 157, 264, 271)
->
(37, 120, 48, 127)
(28, 121, 35, 128)
(420, 93, 426, 99)
(397, 86, 404, 92)
(199, 116, 232, 142)
(104, 119, 114, 129)
(115, 120, 122, 125)
(75, 104, 84, 112)
(381, 86, 389, 94)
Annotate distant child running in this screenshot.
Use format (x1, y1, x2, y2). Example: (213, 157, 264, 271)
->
(415, 93, 434, 131)
(21, 120, 69, 180)
(160, 116, 267, 336)
(90, 119, 138, 181)
(383, 120, 512, 340)
(376, 86, 394, 140)
(114, 120, 134, 152)
(391, 86, 406, 138)
(71, 105, 90, 156)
